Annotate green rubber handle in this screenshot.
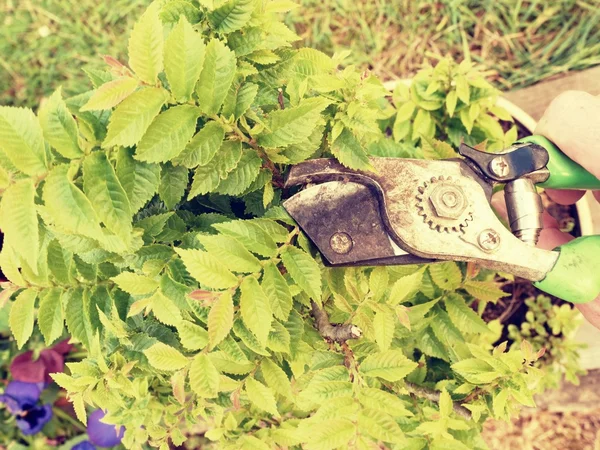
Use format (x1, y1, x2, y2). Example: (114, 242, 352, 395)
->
(534, 236, 600, 304)
(517, 135, 600, 190)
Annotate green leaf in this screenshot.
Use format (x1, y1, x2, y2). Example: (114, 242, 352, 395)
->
(357, 387, 413, 417)
(43, 165, 104, 241)
(150, 290, 182, 326)
(175, 248, 238, 289)
(9, 289, 37, 349)
(222, 82, 258, 120)
(257, 97, 330, 148)
(261, 358, 292, 399)
(208, 291, 234, 349)
(0, 106, 47, 176)
(412, 109, 434, 141)
(215, 149, 262, 195)
(47, 240, 73, 285)
(115, 148, 160, 213)
(173, 121, 225, 168)
(83, 152, 132, 238)
(128, 5, 164, 84)
(261, 261, 293, 321)
(212, 220, 277, 257)
(463, 280, 508, 303)
(103, 87, 170, 148)
(369, 267, 389, 302)
(240, 276, 272, 346)
(358, 408, 405, 444)
(198, 234, 262, 273)
(280, 246, 322, 301)
(208, 0, 256, 33)
(158, 163, 188, 209)
(444, 293, 490, 335)
(331, 128, 373, 171)
(65, 288, 93, 349)
(144, 342, 189, 371)
(359, 350, 418, 381)
(237, 436, 271, 450)
(39, 88, 82, 159)
(429, 262, 462, 290)
(421, 136, 456, 160)
(388, 269, 423, 305)
(177, 320, 209, 350)
(245, 377, 279, 416)
(0, 179, 39, 270)
(160, 0, 201, 23)
(451, 358, 501, 385)
(374, 307, 395, 352)
(190, 353, 220, 398)
(38, 288, 64, 345)
(196, 39, 237, 115)
(135, 105, 200, 163)
(112, 272, 159, 295)
(302, 418, 354, 450)
(165, 17, 206, 103)
(456, 76, 470, 104)
(446, 90, 458, 117)
(267, 320, 290, 353)
(80, 77, 140, 112)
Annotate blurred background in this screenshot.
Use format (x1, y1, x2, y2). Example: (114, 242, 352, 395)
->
(1, 0, 600, 448)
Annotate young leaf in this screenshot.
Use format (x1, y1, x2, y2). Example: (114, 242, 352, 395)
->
(196, 39, 237, 115)
(421, 137, 456, 160)
(208, 0, 256, 33)
(0, 179, 39, 271)
(80, 77, 140, 111)
(38, 288, 64, 346)
(222, 82, 259, 120)
(215, 149, 262, 195)
(150, 290, 182, 326)
(111, 272, 159, 295)
(177, 320, 209, 350)
(197, 234, 262, 273)
(261, 358, 292, 399)
(188, 160, 222, 199)
(302, 419, 354, 450)
(0, 106, 47, 176)
(240, 276, 272, 346)
(388, 269, 423, 305)
(173, 121, 225, 168)
(102, 87, 169, 148)
(357, 387, 413, 417)
(358, 408, 405, 444)
(429, 262, 462, 290)
(331, 128, 373, 171)
(175, 248, 239, 289)
(212, 220, 277, 257)
(208, 291, 234, 350)
(359, 350, 418, 381)
(9, 289, 37, 349)
(444, 293, 490, 335)
(65, 288, 93, 349)
(374, 307, 395, 352)
(158, 163, 189, 209)
(47, 240, 73, 285)
(245, 377, 279, 416)
(463, 280, 508, 303)
(190, 353, 220, 398)
(135, 105, 200, 163)
(115, 148, 160, 213)
(144, 342, 189, 371)
(38, 87, 83, 158)
(165, 17, 206, 103)
(261, 261, 293, 321)
(369, 267, 389, 302)
(83, 152, 132, 238)
(280, 246, 322, 301)
(128, 5, 164, 84)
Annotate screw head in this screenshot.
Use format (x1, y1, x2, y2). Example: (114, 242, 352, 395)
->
(330, 232, 353, 254)
(429, 184, 467, 219)
(478, 229, 501, 251)
(489, 156, 510, 178)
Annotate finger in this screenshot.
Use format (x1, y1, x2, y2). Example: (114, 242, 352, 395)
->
(544, 188, 586, 205)
(594, 191, 600, 203)
(576, 298, 600, 331)
(535, 90, 600, 180)
(537, 227, 574, 251)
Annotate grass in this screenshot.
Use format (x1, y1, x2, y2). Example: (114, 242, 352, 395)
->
(1, 0, 599, 107)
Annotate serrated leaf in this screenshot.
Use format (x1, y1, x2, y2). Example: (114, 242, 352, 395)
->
(0, 106, 47, 176)
(161, 0, 201, 23)
(208, 0, 256, 33)
(245, 377, 279, 416)
(421, 136, 456, 160)
(388, 269, 423, 305)
(359, 350, 418, 381)
(444, 293, 490, 335)
(9, 289, 37, 349)
(212, 220, 277, 257)
(173, 121, 225, 168)
(331, 128, 373, 171)
(178, 320, 208, 351)
(215, 149, 262, 195)
(144, 342, 189, 371)
(65, 288, 93, 349)
(257, 97, 330, 148)
(357, 387, 412, 417)
(369, 267, 388, 302)
(208, 291, 234, 349)
(112, 272, 159, 295)
(187, 139, 242, 199)
(43, 165, 104, 241)
(83, 152, 132, 238)
(446, 90, 458, 117)
(165, 17, 206, 103)
(0, 179, 39, 271)
(261, 261, 292, 321)
(103, 87, 169, 148)
(128, 6, 164, 84)
(175, 248, 238, 289)
(115, 147, 160, 213)
(429, 262, 462, 290)
(280, 246, 321, 301)
(150, 290, 182, 326)
(81, 77, 140, 111)
(158, 163, 188, 209)
(196, 39, 237, 115)
(47, 240, 73, 285)
(358, 407, 405, 444)
(37, 288, 64, 345)
(456, 76, 470, 104)
(267, 319, 290, 353)
(451, 358, 501, 385)
(198, 234, 262, 273)
(303, 418, 354, 450)
(374, 307, 395, 352)
(261, 358, 292, 399)
(135, 105, 200, 163)
(463, 280, 508, 303)
(39, 87, 82, 158)
(223, 82, 258, 120)
(240, 276, 272, 346)
(190, 353, 220, 397)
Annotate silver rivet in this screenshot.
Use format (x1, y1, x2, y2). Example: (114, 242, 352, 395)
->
(478, 229, 501, 251)
(330, 232, 353, 254)
(489, 156, 510, 177)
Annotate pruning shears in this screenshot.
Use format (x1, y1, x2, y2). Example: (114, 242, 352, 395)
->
(283, 135, 600, 304)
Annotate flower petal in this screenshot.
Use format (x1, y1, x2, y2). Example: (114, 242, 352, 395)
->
(87, 409, 124, 447)
(16, 403, 53, 435)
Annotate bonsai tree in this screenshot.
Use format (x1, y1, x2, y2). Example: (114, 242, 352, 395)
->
(0, 0, 581, 448)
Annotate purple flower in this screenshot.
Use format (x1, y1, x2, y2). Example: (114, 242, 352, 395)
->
(72, 441, 96, 450)
(87, 409, 124, 448)
(0, 381, 53, 435)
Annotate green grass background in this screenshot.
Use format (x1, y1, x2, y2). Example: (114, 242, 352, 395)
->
(1, 0, 599, 107)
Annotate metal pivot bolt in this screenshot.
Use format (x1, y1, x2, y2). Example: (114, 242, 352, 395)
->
(489, 156, 510, 178)
(478, 229, 501, 251)
(330, 232, 353, 254)
(429, 184, 467, 219)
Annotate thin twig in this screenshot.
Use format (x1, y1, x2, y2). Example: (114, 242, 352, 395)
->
(405, 382, 473, 420)
(310, 301, 362, 343)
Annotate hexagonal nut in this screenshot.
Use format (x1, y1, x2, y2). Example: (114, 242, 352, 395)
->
(429, 184, 467, 219)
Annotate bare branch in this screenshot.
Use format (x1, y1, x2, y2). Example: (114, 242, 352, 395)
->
(405, 382, 473, 420)
(311, 301, 362, 343)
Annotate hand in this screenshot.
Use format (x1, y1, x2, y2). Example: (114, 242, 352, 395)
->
(535, 90, 600, 329)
